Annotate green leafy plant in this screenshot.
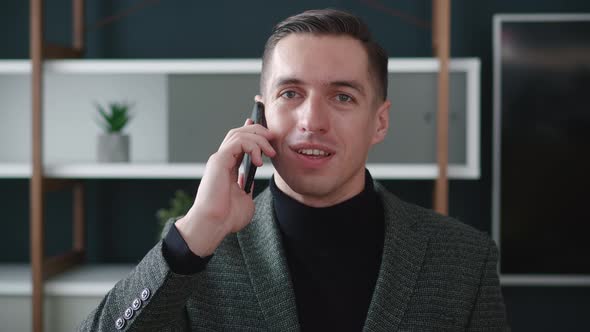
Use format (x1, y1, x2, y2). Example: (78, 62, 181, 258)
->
(155, 190, 194, 239)
(94, 101, 134, 133)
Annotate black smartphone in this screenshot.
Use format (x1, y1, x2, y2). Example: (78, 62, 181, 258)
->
(241, 101, 266, 193)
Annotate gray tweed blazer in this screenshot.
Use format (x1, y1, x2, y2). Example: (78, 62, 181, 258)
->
(79, 183, 508, 331)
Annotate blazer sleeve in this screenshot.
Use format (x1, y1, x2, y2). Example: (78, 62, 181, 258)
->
(467, 238, 510, 331)
(77, 219, 197, 332)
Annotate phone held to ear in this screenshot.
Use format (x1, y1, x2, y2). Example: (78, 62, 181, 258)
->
(241, 101, 267, 193)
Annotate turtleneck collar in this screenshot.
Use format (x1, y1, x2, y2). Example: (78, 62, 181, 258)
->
(270, 170, 383, 252)
(269, 170, 385, 331)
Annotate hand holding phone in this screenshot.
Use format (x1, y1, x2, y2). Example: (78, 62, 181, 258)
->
(174, 100, 273, 257)
(240, 101, 267, 193)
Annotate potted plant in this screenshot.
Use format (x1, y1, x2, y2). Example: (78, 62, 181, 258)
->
(95, 101, 134, 162)
(155, 190, 193, 239)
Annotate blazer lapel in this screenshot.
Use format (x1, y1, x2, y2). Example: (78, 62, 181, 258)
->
(364, 184, 430, 331)
(237, 189, 300, 331)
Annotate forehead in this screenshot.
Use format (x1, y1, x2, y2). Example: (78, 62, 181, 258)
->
(265, 34, 372, 91)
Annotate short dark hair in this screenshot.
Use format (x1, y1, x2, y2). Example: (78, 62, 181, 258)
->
(260, 9, 388, 101)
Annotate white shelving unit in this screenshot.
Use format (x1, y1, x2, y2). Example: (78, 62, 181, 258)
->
(0, 264, 133, 297)
(0, 163, 31, 178)
(0, 58, 481, 180)
(0, 59, 263, 74)
(0, 264, 134, 332)
(500, 274, 590, 287)
(1, 58, 480, 329)
(1, 162, 475, 179)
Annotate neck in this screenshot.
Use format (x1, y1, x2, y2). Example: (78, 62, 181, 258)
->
(273, 169, 366, 208)
(270, 169, 383, 252)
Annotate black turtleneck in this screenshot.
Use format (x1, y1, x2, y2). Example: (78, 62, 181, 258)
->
(270, 170, 384, 332)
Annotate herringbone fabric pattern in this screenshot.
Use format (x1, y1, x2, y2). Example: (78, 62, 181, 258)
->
(78, 183, 508, 331)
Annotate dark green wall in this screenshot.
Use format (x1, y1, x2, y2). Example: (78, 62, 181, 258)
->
(2, 0, 590, 330)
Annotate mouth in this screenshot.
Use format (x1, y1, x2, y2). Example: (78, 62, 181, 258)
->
(296, 148, 332, 157)
(289, 144, 336, 164)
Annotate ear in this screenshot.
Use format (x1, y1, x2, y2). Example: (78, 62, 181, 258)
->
(254, 95, 263, 103)
(370, 99, 391, 145)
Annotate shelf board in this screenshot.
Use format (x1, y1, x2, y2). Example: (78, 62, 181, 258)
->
(0, 162, 478, 179)
(500, 274, 590, 286)
(0, 58, 477, 75)
(44, 162, 209, 179)
(0, 264, 134, 296)
(5, 265, 590, 296)
(0, 59, 262, 74)
(0, 58, 480, 180)
(0, 163, 30, 178)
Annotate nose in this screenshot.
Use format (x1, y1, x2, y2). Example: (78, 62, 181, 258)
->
(298, 95, 330, 134)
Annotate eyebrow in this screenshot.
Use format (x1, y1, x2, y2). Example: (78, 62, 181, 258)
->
(330, 80, 366, 96)
(274, 77, 304, 89)
(273, 77, 366, 97)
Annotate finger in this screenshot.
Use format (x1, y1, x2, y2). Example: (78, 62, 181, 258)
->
(215, 132, 276, 175)
(242, 132, 276, 158)
(238, 140, 264, 167)
(221, 123, 274, 147)
(230, 158, 240, 183)
(216, 141, 259, 173)
(248, 124, 274, 140)
(235, 151, 245, 168)
(248, 181, 254, 197)
(223, 132, 276, 160)
(235, 123, 275, 140)
(238, 171, 245, 189)
(249, 146, 264, 167)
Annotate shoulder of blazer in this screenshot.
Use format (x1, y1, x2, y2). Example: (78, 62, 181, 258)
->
(374, 181, 493, 253)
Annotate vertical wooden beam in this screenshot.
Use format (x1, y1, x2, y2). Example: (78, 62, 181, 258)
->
(432, 0, 439, 53)
(30, 0, 44, 331)
(433, 0, 451, 215)
(73, 0, 84, 51)
(73, 182, 85, 252)
(30, 2, 86, 331)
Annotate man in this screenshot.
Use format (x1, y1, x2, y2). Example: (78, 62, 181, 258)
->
(80, 9, 508, 331)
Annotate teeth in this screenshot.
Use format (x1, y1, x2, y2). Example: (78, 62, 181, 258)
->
(297, 149, 330, 156)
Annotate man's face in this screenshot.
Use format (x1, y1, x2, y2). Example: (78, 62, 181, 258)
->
(259, 34, 390, 207)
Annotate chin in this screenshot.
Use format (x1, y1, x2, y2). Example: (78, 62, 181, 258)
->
(287, 178, 335, 197)
(280, 175, 361, 208)
(274, 165, 333, 195)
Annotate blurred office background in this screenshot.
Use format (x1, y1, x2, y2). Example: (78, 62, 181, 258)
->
(1, 0, 589, 330)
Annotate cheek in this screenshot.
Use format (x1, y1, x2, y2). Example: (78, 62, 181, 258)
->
(341, 116, 375, 148)
(266, 110, 292, 145)
(343, 112, 372, 132)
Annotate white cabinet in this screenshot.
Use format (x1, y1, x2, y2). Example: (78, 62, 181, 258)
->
(0, 58, 480, 179)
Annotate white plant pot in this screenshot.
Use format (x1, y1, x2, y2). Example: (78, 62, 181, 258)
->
(97, 133, 130, 163)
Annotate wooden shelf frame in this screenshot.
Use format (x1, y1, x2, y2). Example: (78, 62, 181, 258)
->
(432, 0, 451, 215)
(30, 1, 86, 331)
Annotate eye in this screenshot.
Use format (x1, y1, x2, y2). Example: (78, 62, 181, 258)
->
(335, 94, 353, 103)
(280, 90, 298, 99)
